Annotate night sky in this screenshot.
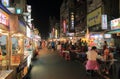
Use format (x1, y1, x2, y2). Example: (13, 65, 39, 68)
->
(27, 0, 63, 38)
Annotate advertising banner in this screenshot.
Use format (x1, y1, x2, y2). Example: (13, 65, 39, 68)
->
(63, 20, 66, 33)
(1, 0, 9, 7)
(111, 18, 120, 30)
(0, 9, 9, 30)
(69, 12, 75, 32)
(87, 7, 102, 27)
(102, 14, 108, 29)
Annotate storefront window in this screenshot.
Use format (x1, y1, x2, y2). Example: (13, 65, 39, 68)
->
(0, 35, 8, 68)
(11, 37, 21, 65)
(11, 37, 18, 54)
(0, 35, 7, 56)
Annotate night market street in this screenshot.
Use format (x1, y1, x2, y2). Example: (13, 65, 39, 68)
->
(28, 48, 111, 79)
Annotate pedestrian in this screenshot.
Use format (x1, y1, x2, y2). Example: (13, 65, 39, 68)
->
(103, 46, 114, 74)
(102, 41, 108, 54)
(51, 40, 55, 51)
(85, 46, 99, 76)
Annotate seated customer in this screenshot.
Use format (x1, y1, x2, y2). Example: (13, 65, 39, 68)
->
(103, 46, 114, 61)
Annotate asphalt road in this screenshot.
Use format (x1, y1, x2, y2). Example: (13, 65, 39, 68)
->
(29, 48, 113, 79)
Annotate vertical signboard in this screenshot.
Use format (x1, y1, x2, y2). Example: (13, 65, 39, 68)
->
(69, 12, 75, 32)
(102, 14, 107, 29)
(63, 20, 66, 33)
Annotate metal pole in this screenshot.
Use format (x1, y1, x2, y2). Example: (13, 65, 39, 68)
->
(7, 32, 11, 70)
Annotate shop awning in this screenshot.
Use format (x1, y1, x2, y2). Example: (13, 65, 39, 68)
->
(0, 3, 11, 14)
(107, 30, 120, 34)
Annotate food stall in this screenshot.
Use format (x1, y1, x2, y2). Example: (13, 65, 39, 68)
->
(0, 5, 14, 79)
(24, 25, 33, 78)
(88, 33, 104, 49)
(9, 14, 29, 79)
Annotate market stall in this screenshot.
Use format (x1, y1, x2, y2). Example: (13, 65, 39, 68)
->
(0, 4, 14, 79)
(9, 14, 29, 79)
(32, 34, 41, 58)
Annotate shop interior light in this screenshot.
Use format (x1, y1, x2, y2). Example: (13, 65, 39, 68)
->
(0, 29, 3, 33)
(12, 33, 24, 37)
(0, 29, 8, 35)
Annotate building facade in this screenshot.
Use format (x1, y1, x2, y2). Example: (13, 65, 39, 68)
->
(49, 16, 60, 39)
(74, 0, 87, 37)
(60, 0, 75, 37)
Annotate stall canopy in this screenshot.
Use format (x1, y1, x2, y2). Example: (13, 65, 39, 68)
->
(107, 30, 120, 34)
(0, 3, 11, 14)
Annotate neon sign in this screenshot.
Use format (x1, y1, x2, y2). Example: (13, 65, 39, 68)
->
(0, 9, 9, 26)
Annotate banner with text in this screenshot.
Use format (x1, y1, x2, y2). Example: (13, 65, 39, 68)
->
(87, 7, 102, 27)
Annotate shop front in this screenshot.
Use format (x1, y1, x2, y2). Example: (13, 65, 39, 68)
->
(0, 4, 15, 79)
(9, 14, 29, 79)
(107, 18, 120, 53)
(24, 25, 33, 68)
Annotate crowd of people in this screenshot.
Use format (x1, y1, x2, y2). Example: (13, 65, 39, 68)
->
(37, 39, 115, 76)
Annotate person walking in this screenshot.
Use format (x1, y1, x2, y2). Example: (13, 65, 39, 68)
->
(85, 46, 99, 76)
(51, 40, 55, 51)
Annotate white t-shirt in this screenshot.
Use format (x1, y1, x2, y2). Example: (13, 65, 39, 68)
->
(86, 50, 98, 61)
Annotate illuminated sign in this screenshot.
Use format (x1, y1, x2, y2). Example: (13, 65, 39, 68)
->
(16, 8, 21, 14)
(104, 34, 111, 38)
(102, 14, 107, 29)
(0, 9, 9, 26)
(111, 18, 120, 30)
(1, 0, 9, 7)
(63, 20, 66, 33)
(27, 5, 31, 13)
(55, 29, 57, 38)
(26, 26, 31, 38)
(52, 28, 55, 38)
(87, 7, 102, 27)
(70, 12, 74, 31)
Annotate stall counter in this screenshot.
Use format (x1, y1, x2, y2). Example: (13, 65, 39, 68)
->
(0, 70, 13, 79)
